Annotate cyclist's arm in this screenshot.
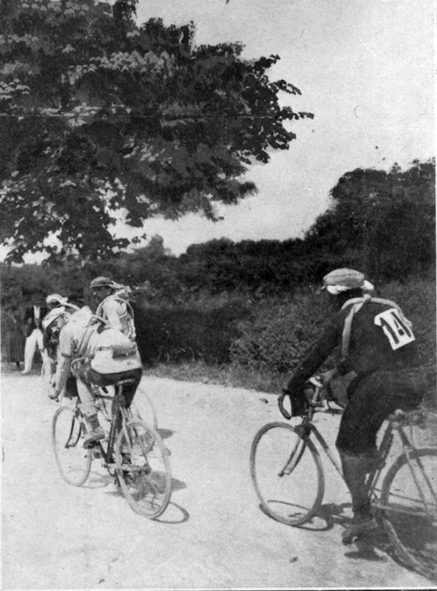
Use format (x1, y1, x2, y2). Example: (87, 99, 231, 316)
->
(284, 315, 343, 393)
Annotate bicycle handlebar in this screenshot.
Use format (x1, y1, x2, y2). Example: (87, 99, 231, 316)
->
(278, 391, 292, 420)
(279, 377, 325, 420)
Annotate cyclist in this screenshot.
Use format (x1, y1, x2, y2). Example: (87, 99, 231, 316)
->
(43, 296, 79, 356)
(50, 306, 142, 444)
(46, 293, 78, 312)
(280, 268, 425, 542)
(90, 277, 136, 341)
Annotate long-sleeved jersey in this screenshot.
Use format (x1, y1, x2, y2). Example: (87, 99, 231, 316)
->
(286, 296, 421, 394)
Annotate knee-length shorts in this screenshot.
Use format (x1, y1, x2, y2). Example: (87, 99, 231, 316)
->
(336, 368, 425, 456)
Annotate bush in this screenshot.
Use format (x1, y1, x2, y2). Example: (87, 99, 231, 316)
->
(230, 289, 326, 373)
(132, 298, 253, 366)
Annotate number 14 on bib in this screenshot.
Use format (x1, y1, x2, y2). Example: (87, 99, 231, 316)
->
(374, 308, 416, 351)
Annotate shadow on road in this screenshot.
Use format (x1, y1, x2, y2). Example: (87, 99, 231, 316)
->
(156, 501, 190, 525)
(313, 502, 437, 583)
(157, 428, 174, 440)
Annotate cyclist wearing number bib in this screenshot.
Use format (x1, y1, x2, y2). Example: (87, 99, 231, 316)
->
(282, 268, 425, 542)
(90, 277, 136, 341)
(51, 306, 143, 445)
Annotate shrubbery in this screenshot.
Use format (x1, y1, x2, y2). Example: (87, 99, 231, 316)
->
(230, 290, 326, 373)
(133, 298, 253, 367)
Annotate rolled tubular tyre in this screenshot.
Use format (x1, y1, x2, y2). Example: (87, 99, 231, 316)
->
(130, 384, 158, 430)
(250, 422, 325, 526)
(115, 420, 171, 519)
(52, 406, 92, 486)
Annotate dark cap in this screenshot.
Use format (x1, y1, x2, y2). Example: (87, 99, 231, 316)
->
(90, 276, 114, 289)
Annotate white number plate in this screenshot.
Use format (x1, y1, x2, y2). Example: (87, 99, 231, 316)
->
(374, 308, 416, 350)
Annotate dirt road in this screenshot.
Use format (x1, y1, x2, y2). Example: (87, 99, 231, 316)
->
(2, 368, 434, 589)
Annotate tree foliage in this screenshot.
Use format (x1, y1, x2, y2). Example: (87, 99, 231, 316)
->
(0, 0, 312, 262)
(305, 159, 436, 280)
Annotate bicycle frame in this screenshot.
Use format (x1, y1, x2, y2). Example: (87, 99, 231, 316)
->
(375, 416, 437, 520)
(293, 405, 436, 521)
(87, 379, 136, 472)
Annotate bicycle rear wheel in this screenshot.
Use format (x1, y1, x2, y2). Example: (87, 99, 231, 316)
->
(250, 422, 325, 526)
(52, 406, 92, 486)
(132, 384, 158, 430)
(380, 447, 437, 577)
(115, 420, 171, 519)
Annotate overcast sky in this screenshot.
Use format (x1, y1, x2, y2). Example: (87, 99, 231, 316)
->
(6, 0, 434, 263)
(114, 0, 434, 256)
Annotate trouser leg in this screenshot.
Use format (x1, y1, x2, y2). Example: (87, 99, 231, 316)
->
(76, 379, 97, 418)
(35, 328, 48, 363)
(23, 332, 37, 372)
(76, 378, 105, 442)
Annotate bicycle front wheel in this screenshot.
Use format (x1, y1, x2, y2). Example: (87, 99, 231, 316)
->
(250, 422, 325, 526)
(380, 447, 437, 577)
(52, 406, 92, 486)
(115, 420, 171, 519)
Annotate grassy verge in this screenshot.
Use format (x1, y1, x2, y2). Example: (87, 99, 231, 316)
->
(145, 360, 436, 410)
(144, 360, 285, 393)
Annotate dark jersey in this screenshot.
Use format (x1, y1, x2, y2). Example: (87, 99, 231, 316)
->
(286, 297, 421, 393)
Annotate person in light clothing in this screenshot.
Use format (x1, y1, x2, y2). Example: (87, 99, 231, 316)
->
(90, 276, 136, 340)
(51, 306, 142, 444)
(21, 295, 48, 374)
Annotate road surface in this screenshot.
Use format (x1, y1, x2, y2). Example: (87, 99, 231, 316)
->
(2, 367, 435, 589)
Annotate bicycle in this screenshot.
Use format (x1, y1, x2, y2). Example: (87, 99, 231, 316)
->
(250, 378, 437, 578)
(52, 360, 172, 519)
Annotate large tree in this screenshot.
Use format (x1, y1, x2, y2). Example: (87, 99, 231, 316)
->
(304, 159, 436, 280)
(0, 0, 312, 262)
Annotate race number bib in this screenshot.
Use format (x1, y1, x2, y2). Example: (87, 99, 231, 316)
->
(374, 308, 415, 350)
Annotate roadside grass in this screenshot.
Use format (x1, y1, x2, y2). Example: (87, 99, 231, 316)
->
(145, 359, 436, 411)
(144, 359, 285, 394)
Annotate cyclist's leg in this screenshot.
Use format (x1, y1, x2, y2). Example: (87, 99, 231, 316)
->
(76, 378, 105, 443)
(337, 374, 388, 537)
(338, 370, 425, 541)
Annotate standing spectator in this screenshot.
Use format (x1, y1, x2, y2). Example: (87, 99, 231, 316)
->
(2, 304, 25, 369)
(22, 294, 48, 374)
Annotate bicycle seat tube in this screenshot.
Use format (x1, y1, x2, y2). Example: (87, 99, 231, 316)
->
(364, 421, 394, 497)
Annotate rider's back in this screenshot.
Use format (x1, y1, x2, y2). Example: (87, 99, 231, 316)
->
(341, 299, 421, 376)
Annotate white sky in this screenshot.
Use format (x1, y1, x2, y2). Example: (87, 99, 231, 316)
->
(4, 0, 435, 262)
(121, 0, 435, 255)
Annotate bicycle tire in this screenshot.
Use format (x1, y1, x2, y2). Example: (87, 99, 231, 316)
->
(115, 419, 171, 519)
(380, 447, 437, 577)
(52, 406, 92, 486)
(132, 385, 159, 430)
(250, 422, 325, 526)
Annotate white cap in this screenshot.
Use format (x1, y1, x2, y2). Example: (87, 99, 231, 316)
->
(323, 268, 374, 295)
